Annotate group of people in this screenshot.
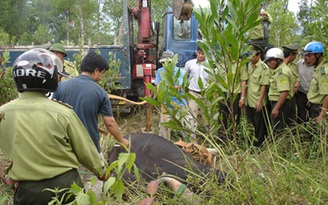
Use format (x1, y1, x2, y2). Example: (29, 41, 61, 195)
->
(155, 47, 208, 141)
(0, 38, 326, 203)
(0, 45, 129, 204)
(250, 41, 327, 145)
(156, 41, 327, 148)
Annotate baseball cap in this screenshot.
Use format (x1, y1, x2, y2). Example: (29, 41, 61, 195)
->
(58, 66, 71, 77)
(282, 43, 300, 51)
(159, 51, 174, 63)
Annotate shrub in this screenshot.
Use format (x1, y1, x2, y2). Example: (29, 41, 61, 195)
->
(0, 51, 18, 105)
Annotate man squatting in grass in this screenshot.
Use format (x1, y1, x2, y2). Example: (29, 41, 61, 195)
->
(0, 48, 109, 205)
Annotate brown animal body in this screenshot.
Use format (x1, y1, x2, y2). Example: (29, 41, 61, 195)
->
(108, 133, 226, 186)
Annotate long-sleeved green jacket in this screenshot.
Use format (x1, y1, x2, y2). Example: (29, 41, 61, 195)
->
(0, 91, 106, 181)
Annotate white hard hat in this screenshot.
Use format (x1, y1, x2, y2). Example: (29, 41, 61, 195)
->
(264, 47, 284, 62)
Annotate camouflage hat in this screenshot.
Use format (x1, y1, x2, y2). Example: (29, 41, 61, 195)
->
(49, 43, 67, 57)
(159, 51, 174, 63)
(282, 43, 300, 51)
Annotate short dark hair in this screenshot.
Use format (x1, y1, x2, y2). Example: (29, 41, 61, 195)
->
(80, 51, 109, 73)
(197, 46, 203, 52)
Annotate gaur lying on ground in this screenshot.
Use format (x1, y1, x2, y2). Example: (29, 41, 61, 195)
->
(108, 133, 227, 190)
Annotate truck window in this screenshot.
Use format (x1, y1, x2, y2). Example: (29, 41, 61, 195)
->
(173, 18, 191, 41)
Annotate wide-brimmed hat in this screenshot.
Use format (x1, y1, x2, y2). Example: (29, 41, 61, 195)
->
(49, 43, 67, 57)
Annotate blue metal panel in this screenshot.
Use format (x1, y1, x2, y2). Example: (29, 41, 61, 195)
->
(90, 46, 131, 90)
(162, 9, 199, 67)
(1, 46, 132, 90)
(1, 49, 26, 67)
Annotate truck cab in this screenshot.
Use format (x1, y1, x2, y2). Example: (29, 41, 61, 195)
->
(161, 7, 199, 68)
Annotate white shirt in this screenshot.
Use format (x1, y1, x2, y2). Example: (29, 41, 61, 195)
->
(296, 59, 315, 94)
(184, 59, 209, 92)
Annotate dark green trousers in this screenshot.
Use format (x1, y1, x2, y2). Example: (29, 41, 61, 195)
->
(270, 99, 293, 132)
(14, 169, 83, 205)
(247, 104, 270, 147)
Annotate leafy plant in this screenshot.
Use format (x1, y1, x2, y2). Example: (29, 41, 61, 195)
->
(0, 51, 18, 105)
(307, 0, 328, 55)
(195, 0, 263, 143)
(103, 150, 139, 201)
(143, 0, 264, 145)
(0, 28, 10, 46)
(98, 52, 121, 92)
(47, 148, 138, 204)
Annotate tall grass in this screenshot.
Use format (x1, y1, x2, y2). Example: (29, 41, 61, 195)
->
(1, 0, 328, 204)
(97, 108, 328, 204)
(1, 106, 327, 204)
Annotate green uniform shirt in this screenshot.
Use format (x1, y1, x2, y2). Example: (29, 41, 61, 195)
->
(268, 63, 294, 102)
(62, 60, 79, 81)
(246, 60, 270, 108)
(307, 60, 328, 104)
(217, 62, 248, 94)
(250, 13, 273, 40)
(287, 62, 300, 88)
(0, 92, 106, 181)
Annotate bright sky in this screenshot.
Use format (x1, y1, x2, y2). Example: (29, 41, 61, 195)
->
(192, 0, 309, 14)
(192, 0, 210, 8)
(287, 0, 302, 14)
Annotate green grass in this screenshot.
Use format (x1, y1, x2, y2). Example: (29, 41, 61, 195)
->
(1, 109, 328, 204)
(99, 109, 328, 204)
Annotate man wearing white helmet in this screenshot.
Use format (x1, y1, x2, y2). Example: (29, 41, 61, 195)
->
(265, 47, 294, 131)
(306, 41, 328, 123)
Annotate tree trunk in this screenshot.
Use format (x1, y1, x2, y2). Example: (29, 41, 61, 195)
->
(77, 0, 85, 45)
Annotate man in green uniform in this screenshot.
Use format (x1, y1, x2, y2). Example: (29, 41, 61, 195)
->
(282, 43, 300, 123)
(249, 3, 273, 49)
(306, 42, 328, 124)
(49, 43, 79, 80)
(265, 47, 294, 131)
(217, 59, 248, 136)
(246, 44, 271, 146)
(0, 48, 109, 205)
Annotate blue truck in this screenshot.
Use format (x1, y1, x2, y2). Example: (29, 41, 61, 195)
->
(0, 0, 199, 104)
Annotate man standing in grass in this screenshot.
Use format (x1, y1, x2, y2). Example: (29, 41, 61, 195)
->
(282, 43, 300, 123)
(53, 51, 129, 198)
(184, 47, 209, 130)
(49, 43, 79, 80)
(306, 42, 328, 124)
(246, 44, 271, 146)
(155, 51, 195, 141)
(295, 50, 315, 123)
(265, 47, 294, 131)
(0, 49, 109, 204)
